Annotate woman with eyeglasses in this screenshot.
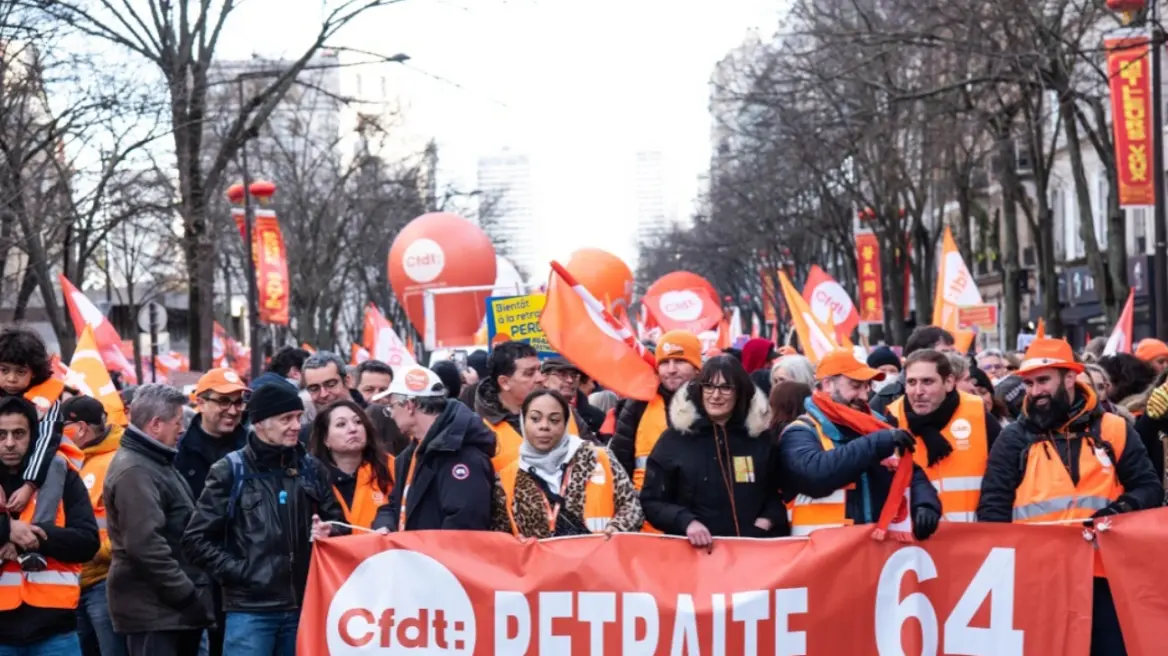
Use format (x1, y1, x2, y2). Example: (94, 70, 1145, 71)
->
(494, 389, 644, 538)
(309, 400, 394, 529)
(639, 355, 788, 550)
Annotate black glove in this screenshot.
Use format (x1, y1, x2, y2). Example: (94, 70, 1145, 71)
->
(1091, 500, 1133, 519)
(871, 429, 916, 459)
(913, 506, 940, 541)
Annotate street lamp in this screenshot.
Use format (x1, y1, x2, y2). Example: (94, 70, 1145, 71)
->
(227, 51, 410, 377)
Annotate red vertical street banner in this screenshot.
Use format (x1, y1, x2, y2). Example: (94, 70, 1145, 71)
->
(1106, 33, 1155, 207)
(232, 208, 291, 325)
(855, 231, 884, 323)
(299, 524, 1095, 655)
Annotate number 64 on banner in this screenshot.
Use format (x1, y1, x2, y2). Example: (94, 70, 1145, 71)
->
(876, 547, 1023, 656)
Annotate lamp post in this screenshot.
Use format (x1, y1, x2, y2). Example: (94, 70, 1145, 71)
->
(1149, 2, 1168, 336)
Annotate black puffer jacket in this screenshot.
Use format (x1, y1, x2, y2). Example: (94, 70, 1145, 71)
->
(174, 415, 248, 500)
(609, 385, 678, 480)
(639, 383, 789, 538)
(778, 397, 941, 525)
(574, 391, 606, 435)
(182, 433, 346, 612)
(372, 400, 496, 531)
(977, 386, 1162, 522)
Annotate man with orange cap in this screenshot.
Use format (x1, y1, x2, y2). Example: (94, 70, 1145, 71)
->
(778, 349, 941, 539)
(609, 330, 702, 497)
(1135, 338, 1168, 374)
(977, 336, 1161, 655)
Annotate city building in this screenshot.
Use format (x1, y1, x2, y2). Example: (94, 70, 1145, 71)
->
(476, 149, 538, 278)
(633, 150, 674, 252)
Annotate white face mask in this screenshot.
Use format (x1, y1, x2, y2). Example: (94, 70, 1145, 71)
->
(870, 376, 897, 393)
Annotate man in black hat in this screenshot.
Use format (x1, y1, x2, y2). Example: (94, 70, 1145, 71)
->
(183, 383, 345, 656)
(540, 358, 602, 437)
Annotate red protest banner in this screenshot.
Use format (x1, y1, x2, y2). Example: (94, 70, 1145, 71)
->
(856, 231, 884, 323)
(1106, 34, 1154, 207)
(298, 523, 1094, 655)
(1096, 507, 1168, 656)
(231, 208, 290, 325)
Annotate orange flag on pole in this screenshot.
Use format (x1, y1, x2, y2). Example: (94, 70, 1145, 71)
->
(67, 326, 128, 427)
(59, 275, 137, 384)
(540, 261, 658, 401)
(362, 304, 417, 369)
(933, 227, 982, 353)
(1103, 290, 1136, 355)
(778, 271, 840, 363)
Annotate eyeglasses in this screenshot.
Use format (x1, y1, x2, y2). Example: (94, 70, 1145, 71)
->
(545, 370, 580, 383)
(306, 378, 343, 395)
(701, 383, 735, 396)
(204, 395, 246, 410)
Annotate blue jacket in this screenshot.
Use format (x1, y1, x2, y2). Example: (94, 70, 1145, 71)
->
(174, 415, 248, 500)
(778, 397, 940, 524)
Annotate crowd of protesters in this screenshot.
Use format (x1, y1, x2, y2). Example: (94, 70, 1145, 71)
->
(0, 320, 1160, 655)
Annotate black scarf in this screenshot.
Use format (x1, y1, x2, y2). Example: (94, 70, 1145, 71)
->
(905, 391, 961, 467)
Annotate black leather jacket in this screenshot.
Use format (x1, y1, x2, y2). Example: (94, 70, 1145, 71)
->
(181, 432, 346, 612)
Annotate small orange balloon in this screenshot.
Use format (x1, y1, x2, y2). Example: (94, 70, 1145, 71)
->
(565, 248, 634, 318)
(388, 213, 497, 347)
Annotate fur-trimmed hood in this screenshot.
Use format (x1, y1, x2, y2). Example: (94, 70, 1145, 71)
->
(668, 382, 771, 438)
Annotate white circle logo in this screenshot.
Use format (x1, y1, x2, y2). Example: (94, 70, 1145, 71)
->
(223, 371, 240, 383)
(402, 239, 446, 284)
(83, 473, 96, 490)
(950, 418, 972, 443)
(811, 281, 854, 325)
(658, 290, 703, 322)
(327, 549, 476, 654)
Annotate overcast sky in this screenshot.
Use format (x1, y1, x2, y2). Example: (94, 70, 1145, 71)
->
(218, 0, 783, 278)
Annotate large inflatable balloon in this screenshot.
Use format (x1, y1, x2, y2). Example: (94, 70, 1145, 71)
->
(642, 271, 722, 333)
(491, 256, 525, 297)
(388, 212, 497, 347)
(565, 248, 634, 318)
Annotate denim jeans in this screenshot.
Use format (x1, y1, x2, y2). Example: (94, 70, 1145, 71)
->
(223, 611, 298, 656)
(77, 581, 125, 656)
(0, 632, 82, 656)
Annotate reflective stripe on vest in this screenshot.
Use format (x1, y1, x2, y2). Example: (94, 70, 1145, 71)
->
(0, 496, 82, 611)
(633, 395, 668, 534)
(889, 392, 988, 523)
(1012, 412, 1127, 576)
(786, 418, 853, 536)
(333, 455, 395, 529)
(499, 446, 615, 537)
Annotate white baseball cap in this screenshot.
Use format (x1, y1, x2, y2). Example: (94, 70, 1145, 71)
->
(372, 366, 447, 401)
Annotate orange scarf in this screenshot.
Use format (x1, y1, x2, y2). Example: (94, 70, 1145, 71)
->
(810, 391, 892, 435)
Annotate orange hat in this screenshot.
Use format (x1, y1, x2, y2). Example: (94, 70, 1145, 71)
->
(656, 330, 702, 370)
(1135, 338, 1168, 363)
(195, 368, 248, 396)
(815, 349, 885, 382)
(1016, 338, 1084, 376)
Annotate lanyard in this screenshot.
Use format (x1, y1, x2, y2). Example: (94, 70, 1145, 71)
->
(397, 447, 420, 531)
(541, 463, 574, 534)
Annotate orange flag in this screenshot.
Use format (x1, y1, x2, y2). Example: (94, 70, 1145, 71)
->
(59, 275, 137, 385)
(67, 326, 128, 427)
(540, 262, 658, 401)
(1103, 290, 1135, 355)
(933, 227, 983, 337)
(778, 271, 840, 363)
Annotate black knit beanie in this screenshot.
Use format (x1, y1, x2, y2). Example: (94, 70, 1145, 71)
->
(867, 346, 901, 372)
(249, 383, 303, 424)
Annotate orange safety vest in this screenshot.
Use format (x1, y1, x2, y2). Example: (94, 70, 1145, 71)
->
(1013, 413, 1127, 577)
(0, 495, 82, 611)
(633, 395, 668, 534)
(79, 449, 116, 547)
(488, 413, 579, 473)
(785, 415, 855, 536)
(498, 446, 615, 536)
(333, 455, 396, 529)
(888, 392, 988, 522)
(23, 379, 63, 418)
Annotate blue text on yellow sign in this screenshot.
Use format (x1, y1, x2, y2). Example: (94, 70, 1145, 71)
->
(486, 294, 556, 358)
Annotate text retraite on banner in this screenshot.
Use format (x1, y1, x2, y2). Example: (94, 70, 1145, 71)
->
(298, 523, 1098, 655)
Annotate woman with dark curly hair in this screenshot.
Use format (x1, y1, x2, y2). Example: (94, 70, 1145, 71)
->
(309, 400, 394, 529)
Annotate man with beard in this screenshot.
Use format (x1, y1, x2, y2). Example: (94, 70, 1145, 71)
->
(886, 350, 999, 523)
(779, 350, 941, 538)
(977, 337, 1161, 655)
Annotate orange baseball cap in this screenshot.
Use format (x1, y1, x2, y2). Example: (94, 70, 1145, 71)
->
(1136, 338, 1168, 363)
(656, 330, 702, 370)
(815, 349, 885, 381)
(195, 368, 248, 396)
(1016, 338, 1084, 376)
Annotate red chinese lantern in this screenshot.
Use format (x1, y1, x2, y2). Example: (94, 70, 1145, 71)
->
(225, 183, 245, 204)
(858, 207, 876, 221)
(1106, 0, 1145, 11)
(388, 212, 497, 347)
(249, 180, 276, 205)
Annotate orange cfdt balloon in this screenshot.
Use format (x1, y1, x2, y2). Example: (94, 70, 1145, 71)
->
(388, 213, 497, 347)
(643, 271, 720, 329)
(565, 248, 634, 318)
